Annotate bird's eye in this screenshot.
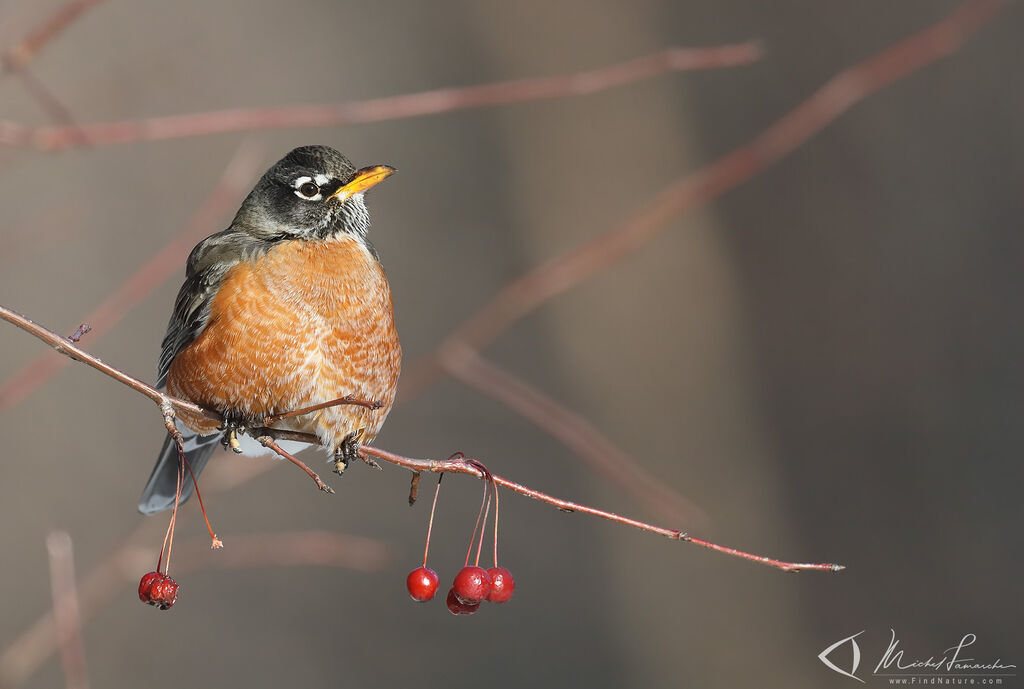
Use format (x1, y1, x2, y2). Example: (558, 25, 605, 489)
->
(298, 181, 320, 198)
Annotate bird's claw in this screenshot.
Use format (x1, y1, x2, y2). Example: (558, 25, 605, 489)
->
(333, 428, 366, 474)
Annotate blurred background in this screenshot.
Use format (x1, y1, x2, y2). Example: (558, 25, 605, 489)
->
(0, 1, 1021, 687)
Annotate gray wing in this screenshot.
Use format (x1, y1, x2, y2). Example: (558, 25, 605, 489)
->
(139, 426, 221, 514)
(157, 229, 268, 387)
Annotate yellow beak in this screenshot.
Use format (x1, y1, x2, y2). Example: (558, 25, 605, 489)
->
(330, 165, 396, 201)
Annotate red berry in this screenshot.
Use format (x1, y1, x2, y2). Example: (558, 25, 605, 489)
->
(446, 587, 480, 615)
(138, 571, 163, 603)
(406, 566, 440, 601)
(452, 566, 492, 604)
(148, 575, 179, 610)
(486, 567, 515, 603)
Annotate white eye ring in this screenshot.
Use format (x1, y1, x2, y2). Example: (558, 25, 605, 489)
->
(292, 176, 323, 201)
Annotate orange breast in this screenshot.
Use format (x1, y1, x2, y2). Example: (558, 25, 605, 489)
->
(166, 235, 401, 450)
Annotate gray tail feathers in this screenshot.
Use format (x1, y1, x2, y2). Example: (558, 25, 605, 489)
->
(138, 427, 220, 515)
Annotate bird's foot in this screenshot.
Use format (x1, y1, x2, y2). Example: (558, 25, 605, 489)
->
(218, 410, 260, 454)
(333, 429, 374, 474)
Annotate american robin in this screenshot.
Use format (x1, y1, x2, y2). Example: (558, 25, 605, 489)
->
(138, 145, 401, 514)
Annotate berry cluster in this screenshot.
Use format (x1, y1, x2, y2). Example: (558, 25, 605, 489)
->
(405, 458, 516, 615)
(138, 571, 179, 610)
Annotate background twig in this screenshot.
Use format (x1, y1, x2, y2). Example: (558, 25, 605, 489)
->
(0, 44, 761, 149)
(45, 531, 89, 689)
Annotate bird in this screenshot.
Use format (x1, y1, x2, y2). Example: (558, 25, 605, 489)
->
(138, 145, 401, 515)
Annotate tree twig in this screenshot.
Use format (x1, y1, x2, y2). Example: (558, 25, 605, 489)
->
(262, 394, 382, 424)
(45, 531, 89, 689)
(357, 446, 841, 573)
(0, 304, 218, 422)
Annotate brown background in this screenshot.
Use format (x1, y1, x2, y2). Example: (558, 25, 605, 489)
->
(0, 1, 1021, 687)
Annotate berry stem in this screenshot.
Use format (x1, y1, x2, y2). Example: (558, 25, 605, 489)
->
(183, 453, 223, 549)
(422, 474, 443, 568)
(155, 455, 181, 573)
(160, 448, 185, 575)
(492, 480, 500, 568)
(464, 472, 490, 568)
(473, 488, 491, 567)
(157, 521, 168, 573)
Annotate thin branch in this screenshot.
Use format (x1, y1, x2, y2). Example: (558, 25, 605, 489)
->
(0, 140, 264, 413)
(398, 0, 1006, 401)
(263, 394, 382, 423)
(358, 446, 842, 573)
(0, 307, 844, 574)
(0, 304, 219, 423)
(45, 531, 88, 689)
(438, 341, 705, 527)
(0, 0, 106, 75)
(0, 43, 762, 150)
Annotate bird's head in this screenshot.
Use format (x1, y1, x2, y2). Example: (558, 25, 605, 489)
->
(235, 145, 395, 241)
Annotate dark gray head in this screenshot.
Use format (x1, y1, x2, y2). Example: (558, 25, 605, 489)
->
(232, 145, 395, 241)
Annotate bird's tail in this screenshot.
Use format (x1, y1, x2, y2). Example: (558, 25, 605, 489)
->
(138, 426, 220, 515)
